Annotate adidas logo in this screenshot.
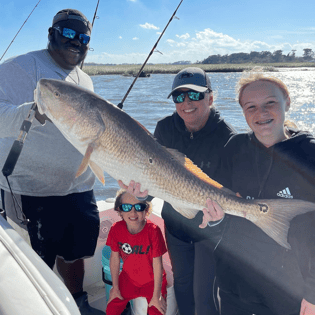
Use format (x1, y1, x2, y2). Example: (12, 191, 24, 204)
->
(277, 187, 293, 199)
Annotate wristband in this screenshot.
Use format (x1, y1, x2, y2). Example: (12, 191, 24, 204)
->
(207, 213, 225, 227)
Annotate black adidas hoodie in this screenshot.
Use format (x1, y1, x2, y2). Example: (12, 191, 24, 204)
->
(154, 108, 235, 243)
(211, 129, 315, 314)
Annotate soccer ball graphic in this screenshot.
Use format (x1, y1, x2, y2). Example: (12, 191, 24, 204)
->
(121, 243, 133, 255)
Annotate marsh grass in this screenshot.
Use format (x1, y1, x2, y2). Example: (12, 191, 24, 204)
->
(83, 62, 315, 76)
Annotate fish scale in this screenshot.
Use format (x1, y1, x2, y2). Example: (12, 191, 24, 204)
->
(35, 78, 315, 249)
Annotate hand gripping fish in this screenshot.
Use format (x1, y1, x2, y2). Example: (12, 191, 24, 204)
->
(35, 78, 315, 249)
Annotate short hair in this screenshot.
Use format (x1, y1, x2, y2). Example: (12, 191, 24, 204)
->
(237, 68, 290, 107)
(114, 189, 152, 216)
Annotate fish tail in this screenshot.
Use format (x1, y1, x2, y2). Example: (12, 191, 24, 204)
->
(252, 199, 315, 249)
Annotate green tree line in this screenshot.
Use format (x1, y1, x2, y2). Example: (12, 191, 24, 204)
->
(200, 49, 314, 64)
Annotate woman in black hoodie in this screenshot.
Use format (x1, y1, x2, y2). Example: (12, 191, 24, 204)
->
(154, 67, 235, 315)
(203, 71, 315, 315)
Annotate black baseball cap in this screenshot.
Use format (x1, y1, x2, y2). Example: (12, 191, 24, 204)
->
(52, 9, 92, 31)
(167, 67, 212, 98)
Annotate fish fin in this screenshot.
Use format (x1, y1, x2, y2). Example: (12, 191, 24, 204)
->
(166, 148, 226, 190)
(184, 157, 228, 190)
(252, 199, 315, 249)
(166, 148, 237, 195)
(76, 144, 105, 184)
(89, 160, 105, 185)
(173, 206, 198, 219)
(76, 145, 94, 178)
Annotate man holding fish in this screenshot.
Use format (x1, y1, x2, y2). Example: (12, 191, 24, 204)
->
(0, 8, 105, 315)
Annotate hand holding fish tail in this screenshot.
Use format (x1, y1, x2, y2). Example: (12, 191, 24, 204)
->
(118, 180, 148, 200)
(199, 198, 225, 228)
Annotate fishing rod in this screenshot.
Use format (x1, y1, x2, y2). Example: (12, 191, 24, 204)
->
(80, 0, 101, 69)
(1, 0, 43, 178)
(1, 104, 36, 225)
(0, 0, 43, 63)
(117, 0, 183, 109)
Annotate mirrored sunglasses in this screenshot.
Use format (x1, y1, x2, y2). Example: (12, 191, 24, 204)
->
(53, 26, 90, 45)
(172, 90, 209, 103)
(119, 203, 147, 212)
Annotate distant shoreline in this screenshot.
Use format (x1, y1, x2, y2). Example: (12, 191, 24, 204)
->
(82, 62, 315, 76)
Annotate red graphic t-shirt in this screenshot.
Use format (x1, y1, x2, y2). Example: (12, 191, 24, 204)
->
(106, 220, 167, 286)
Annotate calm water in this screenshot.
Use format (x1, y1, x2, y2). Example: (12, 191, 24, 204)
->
(91, 69, 315, 200)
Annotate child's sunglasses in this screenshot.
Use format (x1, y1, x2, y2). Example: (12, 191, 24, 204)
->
(53, 26, 90, 45)
(172, 90, 209, 103)
(119, 203, 147, 212)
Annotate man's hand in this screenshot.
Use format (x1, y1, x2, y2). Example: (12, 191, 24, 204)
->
(34, 106, 51, 124)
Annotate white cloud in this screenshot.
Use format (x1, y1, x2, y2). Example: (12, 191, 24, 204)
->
(166, 39, 176, 45)
(86, 28, 315, 64)
(133, 37, 139, 40)
(176, 33, 190, 40)
(119, 36, 122, 39)
(139, 23, 159, 30)
(162, 28, 315, 63)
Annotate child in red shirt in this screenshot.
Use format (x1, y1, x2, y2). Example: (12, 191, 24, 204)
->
(106, 189, 168, 315)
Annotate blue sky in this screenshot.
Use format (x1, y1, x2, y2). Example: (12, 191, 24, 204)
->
(1, 0, 315, 64)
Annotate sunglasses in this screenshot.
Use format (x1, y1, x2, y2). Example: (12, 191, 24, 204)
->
(172, 90, 209, 103)
(119, 203, 147, 212)
(53, 26, 90, 45)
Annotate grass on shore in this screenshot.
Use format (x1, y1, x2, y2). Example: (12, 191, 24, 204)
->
(82, 62, 315, 76)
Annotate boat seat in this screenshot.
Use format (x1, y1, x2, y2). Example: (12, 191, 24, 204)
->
(0, 215, 80, 315)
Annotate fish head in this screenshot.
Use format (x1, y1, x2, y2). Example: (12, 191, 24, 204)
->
(35, 78, 106, 148)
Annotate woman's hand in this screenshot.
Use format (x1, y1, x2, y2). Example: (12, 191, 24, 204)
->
(199, 198, 225, 228)
(118, 180, 148, 200)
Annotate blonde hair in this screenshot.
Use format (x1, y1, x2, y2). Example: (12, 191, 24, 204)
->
(237, 68, 290, 107)
(114, 189, 153, 217)
(284, 120, 297, 129)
